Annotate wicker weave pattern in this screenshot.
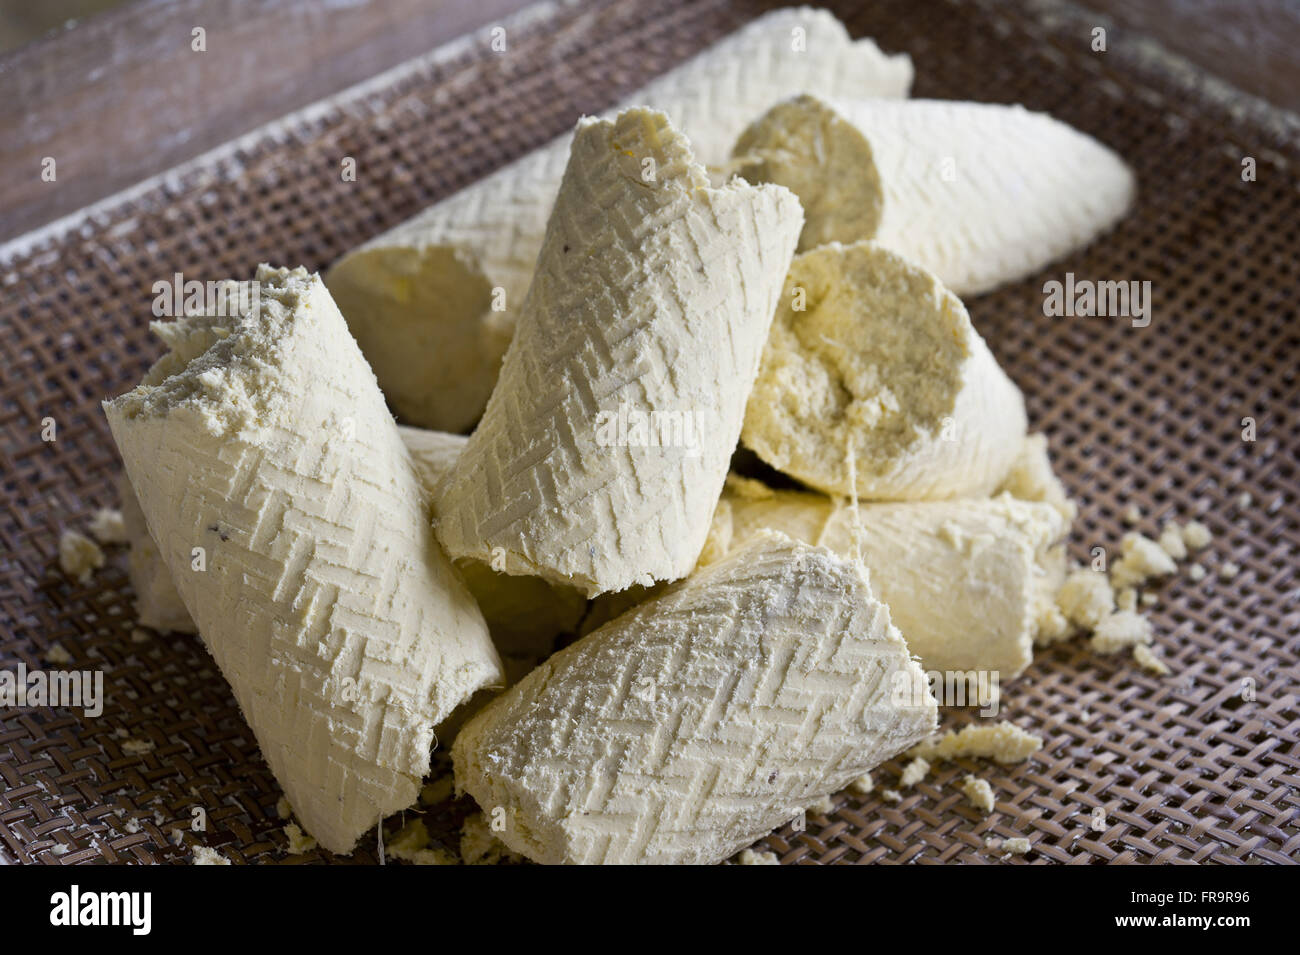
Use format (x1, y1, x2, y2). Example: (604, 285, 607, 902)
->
(1, 0, 1296, 864)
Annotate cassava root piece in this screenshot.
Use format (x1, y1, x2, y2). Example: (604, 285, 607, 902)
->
(435, 108, 802, 596)
(103, 265, 502, 853)
(452, 532, 938, 865)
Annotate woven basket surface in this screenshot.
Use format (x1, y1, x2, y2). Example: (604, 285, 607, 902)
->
(1, 0, 1297, 864)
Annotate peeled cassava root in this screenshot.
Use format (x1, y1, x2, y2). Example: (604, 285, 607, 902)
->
(325, 9, 910, 432)
(103, 265, 502, 854)
(434, 108, 803, 596)
(742, 240, 1027, 500)
(732, 94, 1136, 295)
(452, 531, 938, 865)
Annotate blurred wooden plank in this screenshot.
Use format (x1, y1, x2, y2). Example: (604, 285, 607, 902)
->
(0, 0, 533, 240)
(1081, 0, 1300, 113)
(0, 0, 126, 55)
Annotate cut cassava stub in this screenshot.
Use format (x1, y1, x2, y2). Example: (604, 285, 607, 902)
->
(434, 107, 803, 596)
(732, 94, 1136, 296)
(742, 239, 1027, 501)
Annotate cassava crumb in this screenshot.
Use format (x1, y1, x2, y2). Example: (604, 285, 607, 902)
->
(386, 817, 426, 853)
(899, 757, 930, 788)
(1089, 611, 1154, 654)
(960, 775, 995, 813)
(1188, 562, 1207, 581)
(1219, 561, 1241, 580)
(284, 822, 316, 855)
(1182, 521, 1212, 551)
(1057, 569, 1114, 630)
(1034, 604, 1071, 646)
(1158, 522, 1187, 560)
(1237, 492, 1252, 510)
(461, 812, 522, 865)
(192, 846, 230, 865)
(1133, 643, 1171, 676)
(807, 794, 836, 815)
(1141, 592, 1158, 607)
(1002, 837, 1031, 855)
(44, 643, 72, 665)
(1110, 533, 1177, 590)
(736, 848, 779, 865)
(88, 507, 127, 544)
(848, 773, 874, 795)
(386, 818, 458, 866)
(1116, 588, 1137, 612)
(275, 796, 292, 820)
(58, 530, 104, 583)
(121, 738, 155, 756)
(881, 789, 902, 803)
(1122, 504, 1142, 525)
(909, 721, 1043, 765)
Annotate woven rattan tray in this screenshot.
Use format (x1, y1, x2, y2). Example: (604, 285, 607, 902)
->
(2, 0, 1297, 864)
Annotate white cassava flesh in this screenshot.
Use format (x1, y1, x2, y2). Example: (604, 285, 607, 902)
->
(103, 265, 502, 854)
(452, 532, 938, 865)
(998, 432, 1078, 525)
(434, 108, 803, 596)
(701, 477, 1067, 676)
(325, 9, 910, 431)
(732, 94, 1136, 295)
(119, 419, 583, 659)
(742, 240, 1027, 500)
(401, 427, 586, 657)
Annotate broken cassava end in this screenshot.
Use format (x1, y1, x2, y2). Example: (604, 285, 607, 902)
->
(742, 240, 1027, 500)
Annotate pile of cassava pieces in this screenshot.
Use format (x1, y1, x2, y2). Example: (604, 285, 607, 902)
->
(73, 8, 1210, 865)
